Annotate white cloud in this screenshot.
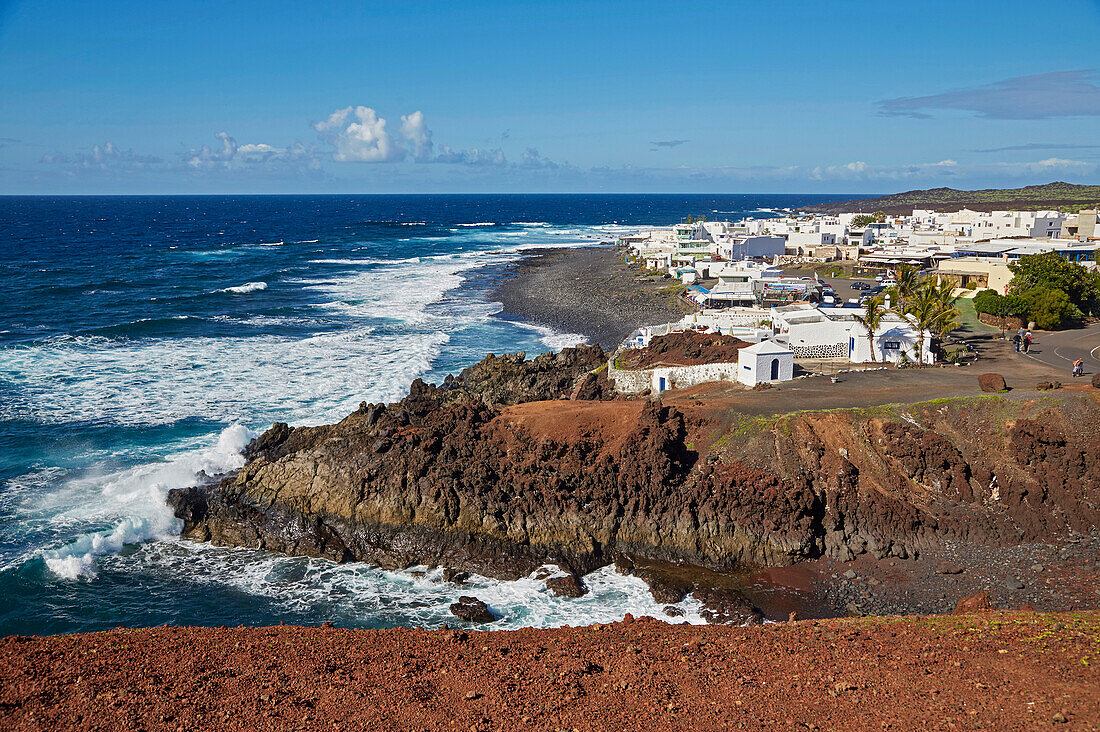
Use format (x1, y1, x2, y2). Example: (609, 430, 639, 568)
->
(434, 144, 507, 166)
(42, 141, 161, 170)
(400, 111, 433, 161)
(313, 106, 404, 163)
(182, 132, 317, 171)
(521, 147, 559, 170)
(315, 105, 529, 167)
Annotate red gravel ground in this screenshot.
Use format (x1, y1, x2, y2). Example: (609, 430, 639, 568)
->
(619, 330, 750, 369)
(2, 612, 1097, 731)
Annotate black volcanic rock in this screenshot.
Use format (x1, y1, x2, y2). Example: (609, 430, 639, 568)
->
(450, 596, 497, 623)
(167, 344, 1100, 624)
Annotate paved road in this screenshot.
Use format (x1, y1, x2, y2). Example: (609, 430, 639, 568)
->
(1021, 322, 1100, 378)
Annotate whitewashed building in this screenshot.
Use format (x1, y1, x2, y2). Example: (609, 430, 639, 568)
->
(771, 303, 933, 365)
(737, 341, 794, 386)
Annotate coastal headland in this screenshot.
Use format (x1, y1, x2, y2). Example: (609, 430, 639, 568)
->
(163, 244, 1100, 622)
(801, 181, 1100, 215)
(11, 244, 1100, 730)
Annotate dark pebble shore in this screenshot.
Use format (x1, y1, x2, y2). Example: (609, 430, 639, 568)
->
(491, 245, 690, 349)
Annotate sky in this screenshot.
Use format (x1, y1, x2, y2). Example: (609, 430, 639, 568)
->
(1, 0, 1099, 194)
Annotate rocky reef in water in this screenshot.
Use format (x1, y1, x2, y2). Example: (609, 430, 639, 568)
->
(168, 346, 1100, 621)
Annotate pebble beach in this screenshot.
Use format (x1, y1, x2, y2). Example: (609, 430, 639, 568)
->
(492, 245, 690, 349)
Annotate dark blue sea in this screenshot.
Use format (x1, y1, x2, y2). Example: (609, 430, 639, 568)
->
(0, 194, 841, 635)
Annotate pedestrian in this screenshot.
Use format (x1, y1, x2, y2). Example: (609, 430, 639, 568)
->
(1073, 358, 1084, 378)
(1023, 332, 1032, 353)
(1012, 332, 1021, 352)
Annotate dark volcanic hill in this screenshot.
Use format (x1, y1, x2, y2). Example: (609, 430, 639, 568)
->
(803, 181, 1100, 215)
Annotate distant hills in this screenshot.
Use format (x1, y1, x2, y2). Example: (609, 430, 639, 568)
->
(802, 182, 1100, 215)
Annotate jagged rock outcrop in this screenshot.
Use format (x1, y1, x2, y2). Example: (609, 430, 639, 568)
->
(169, 346, 1100, 616)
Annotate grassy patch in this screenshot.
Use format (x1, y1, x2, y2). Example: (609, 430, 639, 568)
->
(954, 298, 998, 333)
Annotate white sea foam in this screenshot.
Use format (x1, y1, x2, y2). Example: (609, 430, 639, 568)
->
(41, 424, 254, 579)
(0, 329, 449, 427)
(456, 222, 496, 227)
(10, 222, 623, 607)
(308, 257, 421, 266)
(216, 281, 267, 294)
(508, 320, 589, 352)
(130, 543, 706, 628)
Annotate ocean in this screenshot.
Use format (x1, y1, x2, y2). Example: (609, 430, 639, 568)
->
(0, 193, 839, 635)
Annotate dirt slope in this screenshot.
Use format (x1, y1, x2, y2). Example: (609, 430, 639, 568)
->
(2, 612, 1096, 731)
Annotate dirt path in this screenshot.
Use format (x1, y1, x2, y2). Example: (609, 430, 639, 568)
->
(2, 613, 1096, 731)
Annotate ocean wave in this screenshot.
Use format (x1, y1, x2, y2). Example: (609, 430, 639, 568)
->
(40, 424, 254, 579)
(308, 257, 422, 266)
(507, 320, 589, 351)
(456, 222, 496, 227)
(0, 328, 450, 427)
(215, 281, 268, 294)
(138, 546, 706, 629)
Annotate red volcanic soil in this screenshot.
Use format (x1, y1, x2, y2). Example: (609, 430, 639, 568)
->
(619, 330, 749, 369)
(2, 612, 1097, 731)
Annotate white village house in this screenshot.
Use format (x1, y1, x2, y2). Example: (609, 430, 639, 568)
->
(736, 341, 794, 386)
(770, 303, 933, 364)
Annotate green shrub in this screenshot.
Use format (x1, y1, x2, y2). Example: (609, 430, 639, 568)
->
(1009, 251, 1100, 316)
(1022, 287, 1074, 330)
(972, 289, 1028, 318)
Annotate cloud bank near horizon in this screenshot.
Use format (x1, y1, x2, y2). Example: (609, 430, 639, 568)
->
(20, 92, 1100, 192)
(878, 70, 1100, 120)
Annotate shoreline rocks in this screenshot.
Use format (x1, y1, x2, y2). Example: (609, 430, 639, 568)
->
(449, 596, 497, 623)
(168, 348, 1100, 621)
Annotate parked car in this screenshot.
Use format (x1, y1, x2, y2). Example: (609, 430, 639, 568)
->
(851, 281, 870, 290)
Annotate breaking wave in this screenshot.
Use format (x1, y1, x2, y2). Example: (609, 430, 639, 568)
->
(216, 281, 267, 294)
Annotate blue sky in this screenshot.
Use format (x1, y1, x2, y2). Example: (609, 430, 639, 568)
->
(1, 0, 1099, 194)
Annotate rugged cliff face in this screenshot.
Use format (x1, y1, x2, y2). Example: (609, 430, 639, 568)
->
(169, 347, 1100, 613)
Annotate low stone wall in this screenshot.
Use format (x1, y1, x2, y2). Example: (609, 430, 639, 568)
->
(977, 312, 1026, 331)
(790, 342, 847, 359)
(608, 359, 742, 395)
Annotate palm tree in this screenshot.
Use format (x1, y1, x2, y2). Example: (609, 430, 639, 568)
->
(853, 294, 887, 362)
(893, 264, 920, 312)
(905, 281, 961, 365)
(927, 278, 959, 310)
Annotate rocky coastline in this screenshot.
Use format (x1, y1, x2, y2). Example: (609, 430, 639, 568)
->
(168, 340, 1100, 623)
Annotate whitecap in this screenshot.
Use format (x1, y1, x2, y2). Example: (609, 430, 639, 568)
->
(40, 424, 254, 579)
(507, 320, 589, 351)
(215, 281, 268, 294)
